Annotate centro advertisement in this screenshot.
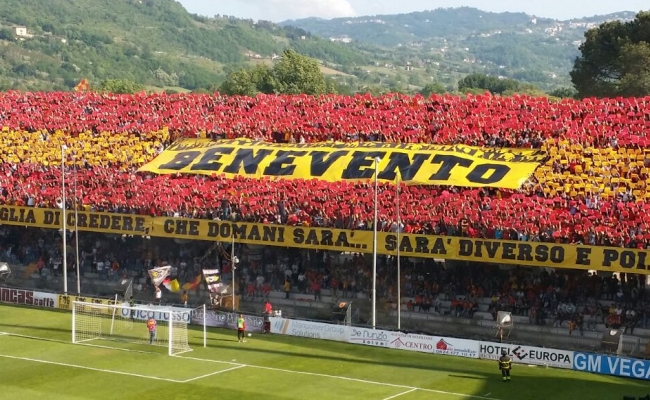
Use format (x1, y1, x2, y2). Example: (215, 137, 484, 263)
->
(0, 287, 57, 308)
(191, 310, 264, 333)
(388, 332, 434, 353)
(479, 341, 573, 369)
(270, 318, 349, 342)
(574, 352, 650, 380)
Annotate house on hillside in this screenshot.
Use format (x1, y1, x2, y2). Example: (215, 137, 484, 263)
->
(15, 26, 29, 37)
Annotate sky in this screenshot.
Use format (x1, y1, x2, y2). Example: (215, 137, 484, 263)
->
(177, 0, 647, 22)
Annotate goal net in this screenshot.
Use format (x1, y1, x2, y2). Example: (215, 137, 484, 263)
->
(71, 301, 201, 356)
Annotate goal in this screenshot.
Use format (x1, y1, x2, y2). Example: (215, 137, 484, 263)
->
(71, 301, 206, 356)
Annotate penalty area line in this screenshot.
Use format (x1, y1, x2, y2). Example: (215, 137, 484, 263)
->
(177, 355, 502, 400)
(382, 388, 418, 400)
(0, 353, 184, 383)
(180, 365, 246, 383)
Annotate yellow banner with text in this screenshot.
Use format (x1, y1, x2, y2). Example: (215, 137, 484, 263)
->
(1, 205, 647, 274)
(138, 139, 546, 189)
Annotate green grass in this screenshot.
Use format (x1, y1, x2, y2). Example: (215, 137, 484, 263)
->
(0, 304, 647, 400)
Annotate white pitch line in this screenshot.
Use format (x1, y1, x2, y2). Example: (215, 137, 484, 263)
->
(2, 332, 502, 399)
(0, 354, 183, 383)
(382, 388, 418, 400)
(181, 365, 246, 383)
(178, 355, 502, 400)
(0, 332, 162, 355)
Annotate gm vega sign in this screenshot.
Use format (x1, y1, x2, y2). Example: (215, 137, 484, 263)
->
(574, 352, 650, 380)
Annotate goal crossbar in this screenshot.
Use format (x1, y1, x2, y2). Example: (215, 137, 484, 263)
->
(71, 301, 205, 356)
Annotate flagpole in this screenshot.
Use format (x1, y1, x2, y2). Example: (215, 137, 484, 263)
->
(231, 225, 236, 313)
(74, 155, 81, 295)
(396, 176, 401, 330)
(61, 145, 68, 295)
(371, 157, 380, 330)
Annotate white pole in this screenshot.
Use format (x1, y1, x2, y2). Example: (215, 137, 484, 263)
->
(203, 303, 207, 348)
(74, 155, 81, 295)
(371, 157, 380, 329)
(62, 145, 68, 295)
(71, 300, 76, 343)
(396, 176, 401, 330)
(109, 293, 118, 335)
(168, 309, 173, 356)
(231, 228, 236, 313)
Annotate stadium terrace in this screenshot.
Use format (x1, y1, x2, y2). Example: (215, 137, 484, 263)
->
(1, 91, 650, 252)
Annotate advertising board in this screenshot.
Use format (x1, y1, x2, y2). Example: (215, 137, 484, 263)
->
(57, 294, 117, 312)
(388, 332, 434, 353)
(479, 341, 573, 369)
(433, 337, 479, 358)
(0, 288, 57, 308)
(348, 327, 391, 348)
(270, 318, 349, 342)
(190, 310, 264, 333)
(573, 352, 650, 380)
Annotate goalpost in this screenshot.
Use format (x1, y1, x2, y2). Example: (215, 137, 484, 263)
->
(71, 301, 206, 356)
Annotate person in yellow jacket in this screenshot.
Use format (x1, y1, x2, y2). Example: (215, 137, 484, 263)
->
(499, 349, 512, 382)
(237, 314, 247, 343)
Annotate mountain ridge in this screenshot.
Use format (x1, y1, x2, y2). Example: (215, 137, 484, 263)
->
(279, 7, 639, 90)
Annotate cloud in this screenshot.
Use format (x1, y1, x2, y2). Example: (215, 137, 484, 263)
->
(269, 0, 357, 20)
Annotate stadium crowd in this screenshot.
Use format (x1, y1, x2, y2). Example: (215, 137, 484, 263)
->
(3, 223, 646, 335)
(1, 92, 650, 249)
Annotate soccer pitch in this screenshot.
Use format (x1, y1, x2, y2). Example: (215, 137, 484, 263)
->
(0, 305, 647, 400)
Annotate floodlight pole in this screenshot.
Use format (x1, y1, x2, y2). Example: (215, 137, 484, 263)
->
(396, 176, 401, 330)
(231, 226, 237, 312)
(74, 155, 81, 295)
(61, 145, 68, 295)
(371, 157, 380, 330)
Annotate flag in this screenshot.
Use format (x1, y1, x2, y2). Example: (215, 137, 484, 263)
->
(74, 78, 89, 92)
(203, 269, 226, 293)
(148, 266, 171, 287)
(182, 274, 202, 291)
(162, 278, 180, 293)
(123, 279, 133, 300)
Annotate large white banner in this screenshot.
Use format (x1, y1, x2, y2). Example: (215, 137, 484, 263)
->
(348, 327, 391, 348)
(388, 332, 434, 353)
(0, 287, 56, 308)
(479, 341, 573, 369)
(270, 318, 349, 342)
(432, 336, 479, 358)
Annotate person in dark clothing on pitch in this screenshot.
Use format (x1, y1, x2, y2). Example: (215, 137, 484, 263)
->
(499, 349, 512, 382)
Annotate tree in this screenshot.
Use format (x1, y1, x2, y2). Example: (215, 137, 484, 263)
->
(0, 28, 15, 41)
(548, 87, 578, 99)
(97, 79, 145, 94)
(272, 49, 326, 95)
(571, 12, 650, 97)
(458, 73, 523, 95)
(419, 82, 446, 97)
(219, 69, 257, 96)
(220, 50, 330, 96)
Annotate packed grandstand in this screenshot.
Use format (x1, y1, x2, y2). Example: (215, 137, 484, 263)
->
(1, 91, 650, 245)
(0, 90, 647, 340)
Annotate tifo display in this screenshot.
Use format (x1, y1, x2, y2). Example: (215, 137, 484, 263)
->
(139, 139, 546, 189)
(0, 92, 650, 268)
